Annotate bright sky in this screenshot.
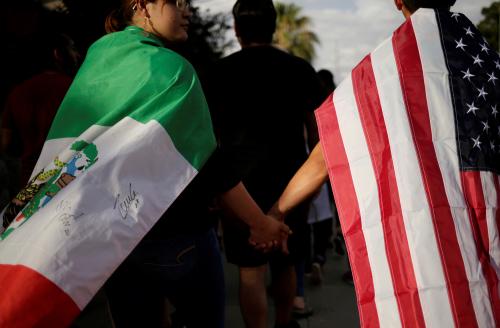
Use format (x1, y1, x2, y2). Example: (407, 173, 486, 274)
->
(196, 0, 497, 83)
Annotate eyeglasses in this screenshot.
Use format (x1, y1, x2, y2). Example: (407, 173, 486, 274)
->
(167, 0, 190, 10)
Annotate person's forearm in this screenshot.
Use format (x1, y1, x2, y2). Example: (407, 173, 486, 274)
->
(271, 142, 328, 218)
(219, 182, 266, 228)
(220, 181, 291, 250)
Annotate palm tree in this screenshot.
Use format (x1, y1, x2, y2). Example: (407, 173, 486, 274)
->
(477, 1, 500, 51)
(273, 2, 320, 63)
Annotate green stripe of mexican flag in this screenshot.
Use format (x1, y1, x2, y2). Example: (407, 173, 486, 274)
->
(0, 26, 216, 327)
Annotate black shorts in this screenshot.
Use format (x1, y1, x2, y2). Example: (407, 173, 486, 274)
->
(222, 202, 310, 268)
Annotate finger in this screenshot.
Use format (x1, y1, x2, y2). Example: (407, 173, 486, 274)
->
(257, 241, 272, 251)
(260, 242, 269, 251)
(256, 242, 267, 250)
(280, 224, 290, 233)
(249, 238, 265, 249)
(280, 224, 293, 235)
(259, 243, 272, 253)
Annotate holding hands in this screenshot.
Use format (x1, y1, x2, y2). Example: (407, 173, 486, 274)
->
(219, 182, 291, 254)
(248, 213, 291, 254)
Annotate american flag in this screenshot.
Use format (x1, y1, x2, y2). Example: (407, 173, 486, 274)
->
(316, 9, 500, 327)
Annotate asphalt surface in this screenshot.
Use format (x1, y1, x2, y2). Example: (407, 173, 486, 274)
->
(223, 246, 359, 328)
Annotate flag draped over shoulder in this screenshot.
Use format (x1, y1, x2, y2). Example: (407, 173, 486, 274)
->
(316, 9, 500, 327)
(0, 26, 216, 327)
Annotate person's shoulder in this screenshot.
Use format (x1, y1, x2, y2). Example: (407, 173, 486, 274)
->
(90, 28, 196, 79)
(31, 71, 72, 86)
(257, 46, 314, 70)
(218, 49, 246, 66)
(277, 48, 314, 70)
(163, 48, 193, 68)
(4, 72, 52, 100)
(211, 50, 248, 79)
(218, 46, 293, 67)
(150, 49, 198, 88)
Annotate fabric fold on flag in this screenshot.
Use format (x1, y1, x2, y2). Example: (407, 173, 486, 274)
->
(317, 9, 500, 328)
(0, 26, 216, 327)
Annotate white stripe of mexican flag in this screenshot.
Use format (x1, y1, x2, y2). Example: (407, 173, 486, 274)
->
(0, 116, 197, 324)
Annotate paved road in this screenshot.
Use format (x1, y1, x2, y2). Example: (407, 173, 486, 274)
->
(223, 248, 360, 328)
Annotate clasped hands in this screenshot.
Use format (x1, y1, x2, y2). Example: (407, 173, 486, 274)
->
(248, 204, 291, 254)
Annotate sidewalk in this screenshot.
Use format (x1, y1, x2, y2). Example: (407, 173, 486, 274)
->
(223, 248, 360, 328)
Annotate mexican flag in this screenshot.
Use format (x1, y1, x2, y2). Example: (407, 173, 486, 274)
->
(0, 26, 216, 327)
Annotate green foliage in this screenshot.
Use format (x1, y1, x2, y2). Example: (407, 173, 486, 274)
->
(273, 2, 319, 63)
(174, 6, 233, 80)
(477, 1, 500, 51)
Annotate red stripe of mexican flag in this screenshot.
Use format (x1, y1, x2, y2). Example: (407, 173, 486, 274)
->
(0, 264, 79, 327)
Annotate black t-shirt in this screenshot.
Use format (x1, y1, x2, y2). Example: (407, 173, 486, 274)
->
(208, 45, 326, 211)
(145, 46, 325, 239)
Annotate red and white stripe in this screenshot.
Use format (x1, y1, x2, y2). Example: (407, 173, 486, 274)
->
(317, 9, 499, 327)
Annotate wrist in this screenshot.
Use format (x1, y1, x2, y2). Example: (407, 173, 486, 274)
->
(268, 202, 286, 221)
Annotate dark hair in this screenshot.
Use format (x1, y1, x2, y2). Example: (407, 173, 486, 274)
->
(232, 0, 277, 44)
(317, 69, 336, 94)
(402, 0, 456, 13)
(33, 32, 80, 76)
(105, 0, 156, 33)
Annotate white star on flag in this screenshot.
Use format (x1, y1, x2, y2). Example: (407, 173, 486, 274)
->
(455, 38, 467, 51)
(481, 120, 490, 133)
(492, 105, 498, 118)
(471, 135, 482, 149)
(464, 27, 474, 37)
(480, 43, 489, 54)
(495, 60, 500, 70)
(472, 54, 484, 67)
(477, 86, 488, 100)
(487, 72, 498, 85)
(461, 68, 475, 81)
(466, 101, 479, 115)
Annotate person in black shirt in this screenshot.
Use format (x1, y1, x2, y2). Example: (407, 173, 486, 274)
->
(208, 1, 325, 327)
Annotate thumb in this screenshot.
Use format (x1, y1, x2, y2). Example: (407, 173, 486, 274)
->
(280, 223, 292, 235)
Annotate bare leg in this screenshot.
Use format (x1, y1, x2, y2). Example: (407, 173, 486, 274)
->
(239, 265, 268, 328)
(272, 264, 296, 326)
